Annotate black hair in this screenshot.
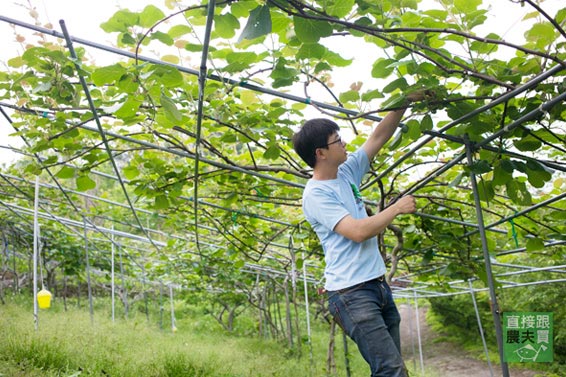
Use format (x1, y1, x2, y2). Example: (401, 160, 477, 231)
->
(292, 118, 340, 168)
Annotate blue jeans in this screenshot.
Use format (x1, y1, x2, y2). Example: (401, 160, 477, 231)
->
(327, 277, 406, 377)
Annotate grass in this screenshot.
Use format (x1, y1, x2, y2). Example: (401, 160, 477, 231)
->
(1, 295, 370, 377)
(0, 294, 450, 377)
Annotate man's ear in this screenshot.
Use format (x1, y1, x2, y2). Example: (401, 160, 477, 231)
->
(315, 147, 326, 160)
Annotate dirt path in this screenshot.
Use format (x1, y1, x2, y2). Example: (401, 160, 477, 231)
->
(398, 304, 542, 377)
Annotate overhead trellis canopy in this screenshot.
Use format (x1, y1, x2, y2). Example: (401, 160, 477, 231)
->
(1, 1, 565, 373)
(0, 0, 564, 279)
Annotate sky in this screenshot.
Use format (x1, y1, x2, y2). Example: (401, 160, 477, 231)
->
(1, 0, 564, 165)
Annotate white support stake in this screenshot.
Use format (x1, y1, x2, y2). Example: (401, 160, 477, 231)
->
(469, 280, 494, 377)
(302, 252, 313, 364)
(111, 226, 115, 322)
(33, 176, 40, 330)
(169, 284, 176, 332)
(414, 290, 425, 376)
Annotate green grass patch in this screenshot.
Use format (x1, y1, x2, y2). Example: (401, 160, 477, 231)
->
(0, 297, 373, 376)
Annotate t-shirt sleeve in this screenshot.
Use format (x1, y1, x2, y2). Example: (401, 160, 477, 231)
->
(341, 149, 370, 187)
(304, 186, 349, 232)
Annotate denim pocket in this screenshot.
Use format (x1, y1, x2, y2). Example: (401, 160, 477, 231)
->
(330, 301, 345, 331)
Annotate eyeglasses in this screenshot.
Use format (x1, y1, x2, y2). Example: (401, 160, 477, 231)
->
(319, 136, 343, 148)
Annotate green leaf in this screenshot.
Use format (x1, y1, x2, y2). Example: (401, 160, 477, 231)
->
(43, 156, 58, 165)
(215, 13, 240, 39)
(526, 237, 544, 252)
(185, 43, 204, 52)
(513, 135, 541, 151)
(382, 77, 408, 93)
(421, 249, 434, 265)
(226, 52, 259, 65)
(100, 10, 139, 33)
(231, 1, 257, 18)
(76, 175, 96, 191)
(91, 64, 126, 86)
(448, 172, 464, 188)
(361, 89, 383, 102)
(115, 96, 142, 120)
(476, 180, 494, 202)
(454, 0, 481, 14)
(381, 93, 406, 109)
(139, 5, 166, 28)
(506, 180, 532, 206)
(500, 159, 514, 173)
(56, 166, 76, 179)
(150, 31, 174, 46)
(492, 163, 513, 186)
(420, 114, 433, 131)
(293, 17, 332, 43)
(168, 25, 192, 38)
(405, 119, 421, 140)
(221, 133, 238, 143)
(327, 0, 355, 18)
(123, 166, 140, 180)
(238, 5, 272, 43)
(470, 33, 500, 53)
(525, 160, 552, 188)
(525, 22, 556, 49)
(7, 56, 24, 68)
(371, 58, 396, 79)
(388, 130, 403, 150)
(339, 90, 360, 103)
(119, 32, 137, 46)
(270, 58, 299, 88)
(469, 160, 492, 174)
(160, 93, 182, 122)
(154, 194, 170, 210)
(324, 50, 352, 67)
(263, 144, 280, 159)
(296, 43, 327, 60)
(149, 65, 184, 87)
(314, 62, 332, 73)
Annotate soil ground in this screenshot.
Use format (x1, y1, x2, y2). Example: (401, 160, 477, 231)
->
(399, 304, 547, 377)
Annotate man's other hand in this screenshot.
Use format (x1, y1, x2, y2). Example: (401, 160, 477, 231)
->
(394, 195, 416, 214)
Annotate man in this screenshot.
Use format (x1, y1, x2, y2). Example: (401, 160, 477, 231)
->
(292, 95, 421, 376)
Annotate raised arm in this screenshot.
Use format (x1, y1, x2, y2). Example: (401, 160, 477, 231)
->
(362, 93, 424, 161)
(362, 108, 408, 161)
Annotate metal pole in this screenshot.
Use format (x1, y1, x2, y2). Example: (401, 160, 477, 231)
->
(302, 252, 314, 366)
(119, 245, 128, 319)
(169, 284, 176, 332)
(111, 226, 115, 322)
(33, 176, 39, 330)
(464, 137, 509, 377)
(159, 283, 164, 330)
(84, 218, 94, 324)
(406, 298, 417, 373)
(468, 280, 494, 377)
(413, 290, 425, 376)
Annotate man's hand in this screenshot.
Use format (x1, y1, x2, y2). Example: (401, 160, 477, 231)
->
(393, 195, 416, 214)
(405, 88, 437, 103)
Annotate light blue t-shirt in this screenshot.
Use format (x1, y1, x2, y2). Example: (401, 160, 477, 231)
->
(302, 148, 386, 291)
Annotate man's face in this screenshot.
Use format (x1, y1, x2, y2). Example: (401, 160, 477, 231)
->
(324, 133, 347, 164)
